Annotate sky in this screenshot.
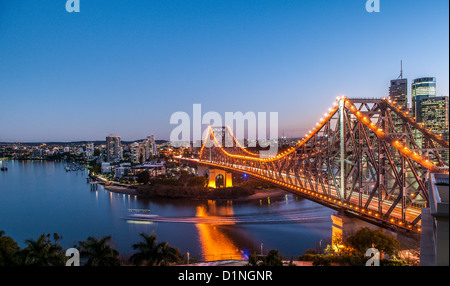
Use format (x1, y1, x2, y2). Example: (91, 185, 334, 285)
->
(0, 0, 448, 142)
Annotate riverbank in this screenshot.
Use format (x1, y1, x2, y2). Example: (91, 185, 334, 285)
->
(100, 180, 288, 202)
(92, 173, 289, 201)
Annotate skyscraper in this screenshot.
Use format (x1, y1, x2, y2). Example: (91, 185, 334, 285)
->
(389, 78, 408, 109)
(412, 77, 436, 121)
(419, 96, 449, 164)
(106, 135, 122, 162)
(389, 62, 408, 109)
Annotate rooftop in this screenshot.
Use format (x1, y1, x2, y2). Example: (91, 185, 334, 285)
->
(429, 173, 449, 217)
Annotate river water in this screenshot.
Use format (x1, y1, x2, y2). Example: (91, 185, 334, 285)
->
(0, 160, 334, 261)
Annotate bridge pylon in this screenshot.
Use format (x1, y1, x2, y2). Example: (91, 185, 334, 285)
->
(198, 165, 233, 188)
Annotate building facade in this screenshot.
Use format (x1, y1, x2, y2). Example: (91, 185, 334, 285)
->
(106, 135, 122, 162)
(412, 77, 436, 121)
(389, 78, 408, 109)
(419, 96, 449, 164)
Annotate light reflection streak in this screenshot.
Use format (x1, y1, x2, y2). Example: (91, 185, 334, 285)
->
(195, 201, 243, 261)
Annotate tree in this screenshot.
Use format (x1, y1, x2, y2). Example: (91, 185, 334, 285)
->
(187, 176, 207, 187)
(265, 249, 283, 266)
(345, 227, 400, 258)
(77, 236, 120, 266)
(248, 250, 283, 266)
(0, 231, 21, 266)
(154, 241, 183, 266)
(21, 233, 65, 266)
(129, 232, 158, 266)
(247, 252, 262, 266)
(312, 255, 331, 266)
(129, 232, 182, 266)
(137, 171, 151, 185)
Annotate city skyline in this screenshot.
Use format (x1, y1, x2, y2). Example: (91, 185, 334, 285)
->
(1, 0, 449, 142)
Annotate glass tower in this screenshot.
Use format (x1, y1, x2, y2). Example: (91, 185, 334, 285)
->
(411, 77, 436, 121)
(419, 96, 449, 165)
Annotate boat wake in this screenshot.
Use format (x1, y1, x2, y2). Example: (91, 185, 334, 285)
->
(126, 210, 331, 225)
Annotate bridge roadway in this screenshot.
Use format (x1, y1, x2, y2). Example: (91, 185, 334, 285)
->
(180, 157, 422, 232)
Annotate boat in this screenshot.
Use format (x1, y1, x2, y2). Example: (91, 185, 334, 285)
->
(1, 166, 7, 171)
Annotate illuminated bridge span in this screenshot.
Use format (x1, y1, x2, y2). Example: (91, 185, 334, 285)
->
(180, 98, 449, 234)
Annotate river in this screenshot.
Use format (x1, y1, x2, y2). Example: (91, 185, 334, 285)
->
(0, 160, 335, 261)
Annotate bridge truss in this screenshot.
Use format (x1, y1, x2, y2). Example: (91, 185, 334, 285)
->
(187, 98, 449, 233)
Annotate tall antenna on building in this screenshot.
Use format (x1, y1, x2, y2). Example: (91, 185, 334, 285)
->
(398, 60, 403, 79)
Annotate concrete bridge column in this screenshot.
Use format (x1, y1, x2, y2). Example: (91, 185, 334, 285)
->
(197, 166, 232, 188)
(207, 169, 232, 188)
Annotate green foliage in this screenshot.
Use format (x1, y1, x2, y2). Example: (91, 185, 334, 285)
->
(137, 171, 151, 185)
(0, 231, 21, 266)
(20, 233, 66, 266)
(136, 185, 255, 200)
(345, 227, 400, 257)
(247, 250, 283, 266)
(129, 231, 183, 266)
(187, 176, 207, 187)
(381, 258, 406, 266)
(89, 160, 101, 175)
(150, 177, 182, 186)
(77, 236, 121, 266)
(265, 249, 283, 266)
(312, 255, 331, 266)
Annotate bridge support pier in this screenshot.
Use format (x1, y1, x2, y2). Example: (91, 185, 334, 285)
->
(197, 165, 233, 188)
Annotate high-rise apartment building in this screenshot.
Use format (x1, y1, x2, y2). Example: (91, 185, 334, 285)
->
(139, 134, 159, 163)
(412, 77, 436, 121)
(130, 142, 140, 164)
(106, 135, 122, 162)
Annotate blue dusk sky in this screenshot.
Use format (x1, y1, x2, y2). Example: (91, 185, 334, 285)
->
(0, 0, 448, 142)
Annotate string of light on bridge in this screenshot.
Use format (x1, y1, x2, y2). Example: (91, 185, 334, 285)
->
(192, 159, 422, 233)
(199, 97, 448, 175)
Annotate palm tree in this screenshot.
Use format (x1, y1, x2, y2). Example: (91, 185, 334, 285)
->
(129, 231, 182, 266)
(21, 233, 65, 266)
(154, 241, 182, 266)
(129, 232, 158, 266)
(78, 236, 120, 266)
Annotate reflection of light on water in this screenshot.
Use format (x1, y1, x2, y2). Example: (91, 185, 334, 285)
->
(195, 201, 244, 261)
(126, 220, 154, 225)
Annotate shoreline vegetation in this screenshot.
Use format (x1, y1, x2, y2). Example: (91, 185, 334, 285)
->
(93, 174, 288, 201)
(108, 184, 288, 201)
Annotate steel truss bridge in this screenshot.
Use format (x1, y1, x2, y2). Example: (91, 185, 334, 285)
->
(180, 98, 449, 234)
